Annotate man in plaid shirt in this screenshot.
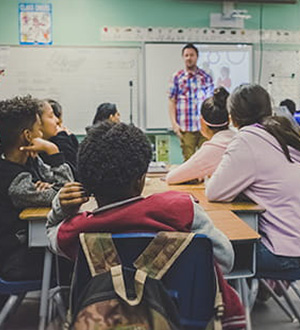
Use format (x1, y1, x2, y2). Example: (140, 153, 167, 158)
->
(169, 44, 214, 161)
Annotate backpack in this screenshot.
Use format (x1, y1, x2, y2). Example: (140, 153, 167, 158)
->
(67, 232, 238, 330)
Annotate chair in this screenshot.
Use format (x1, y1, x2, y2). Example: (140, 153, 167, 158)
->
(255, 269, 300, 323)
(72, 233, 216, 330)
(0, 276, 42, 327)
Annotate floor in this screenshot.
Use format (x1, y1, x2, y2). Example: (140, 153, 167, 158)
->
(3, 285, 300, 329)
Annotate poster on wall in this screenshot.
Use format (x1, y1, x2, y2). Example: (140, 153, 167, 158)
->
(19, 3, 52, 45)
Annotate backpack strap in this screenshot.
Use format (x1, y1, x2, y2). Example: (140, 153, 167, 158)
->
(79, 233, 121, 276)
(111, 265, 147, 306)
(134, 231, 195, 279)
(212, 266, 224, 330)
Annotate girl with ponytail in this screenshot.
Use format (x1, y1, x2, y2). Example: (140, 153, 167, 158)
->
(166, 87, 236, 184)
(206, 84, 300, 274)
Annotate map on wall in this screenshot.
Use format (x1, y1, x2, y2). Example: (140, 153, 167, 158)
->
(19, 3, 52, 45)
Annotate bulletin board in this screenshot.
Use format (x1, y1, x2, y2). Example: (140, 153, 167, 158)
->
(0, 46, 141, 134)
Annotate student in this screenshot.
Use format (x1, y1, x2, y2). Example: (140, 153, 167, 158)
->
(39, 100, 79, 178)
(279, 98, 296, 116)
(275, 98, 300, 134)
(166, 87, 235, 184)
(47, 122, 234, 274)
(92, 102, 120, 125)
(0, 96, 73, 281)
(206, 84, 300, 273)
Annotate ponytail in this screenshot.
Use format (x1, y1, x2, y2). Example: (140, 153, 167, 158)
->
(261, 116, 300, 162)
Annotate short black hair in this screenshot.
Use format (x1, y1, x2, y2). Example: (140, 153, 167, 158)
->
(182, 43, 199, 57)
(280, 99, 296, 115)
(92, 103, 117, 125)
(46, 99, 63, 119)
(0, 95, 39, 152)
(201, 87, 229, 131)
(78, 122, 152, 199)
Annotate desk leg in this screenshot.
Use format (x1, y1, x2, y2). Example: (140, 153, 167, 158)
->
(240, 278, 252, 330)
(39, 248, 52, 330)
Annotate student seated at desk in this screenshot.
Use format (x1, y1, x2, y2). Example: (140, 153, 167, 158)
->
(86, 102, 121, 133)
(39, 99, 79, 178)
(47, 121, 234, 274)
(166, 87, 236, 184)
(0, 96, 73, 281)
(206, 84, 300, 274)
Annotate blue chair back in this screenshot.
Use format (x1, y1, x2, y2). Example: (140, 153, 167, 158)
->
(0, 277, 42, 295)
(72, 233, 216, 329)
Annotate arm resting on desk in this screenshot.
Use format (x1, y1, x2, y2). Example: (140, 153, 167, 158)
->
(191, 199, 234, 274)
(206, 137, 255, 202)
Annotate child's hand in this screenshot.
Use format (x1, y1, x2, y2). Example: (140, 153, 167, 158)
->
(35, 180, 54, 191)
(59, 182, 89, 215)
(20, 138, 59, 156)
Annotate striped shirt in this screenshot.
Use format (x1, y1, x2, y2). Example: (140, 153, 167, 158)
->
(169, 68, 214, 132)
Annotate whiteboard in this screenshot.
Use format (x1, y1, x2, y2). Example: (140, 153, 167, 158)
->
(145, 43, 253, 129)
(0, 46, 140, 134)
(253, 50, 300, 109)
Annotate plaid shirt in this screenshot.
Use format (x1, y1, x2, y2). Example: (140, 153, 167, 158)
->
(169, 67, 214, 132)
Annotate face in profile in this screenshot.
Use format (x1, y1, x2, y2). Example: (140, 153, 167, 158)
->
(183, 48, 198, 71)
(109, 111, 121, 123)
(40, 102, 59, 139)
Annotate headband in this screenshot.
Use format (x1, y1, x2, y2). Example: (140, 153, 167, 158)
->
(202, 118, 229, 127)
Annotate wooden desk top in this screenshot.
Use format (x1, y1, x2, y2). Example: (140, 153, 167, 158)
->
(19, 207, 51, 221)
(207, 210, 260, 241)
(143, 177, 264, 213)
(20, 177, 262, 242)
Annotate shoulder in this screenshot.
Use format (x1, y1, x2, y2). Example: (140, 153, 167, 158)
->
(172, 69, 185, 79)
(196, 68, 213, 82)
(0, 158, 27, 189)
(146, 190, 196, 207)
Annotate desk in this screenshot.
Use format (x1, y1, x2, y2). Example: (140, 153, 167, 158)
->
(143, 177, 263, 330)
(20, 178, 262, 330)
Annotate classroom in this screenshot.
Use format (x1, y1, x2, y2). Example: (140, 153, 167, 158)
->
(1, 0, 300, 329)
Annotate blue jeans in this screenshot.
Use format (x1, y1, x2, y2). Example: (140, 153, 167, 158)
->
(256, 242, 300, 273)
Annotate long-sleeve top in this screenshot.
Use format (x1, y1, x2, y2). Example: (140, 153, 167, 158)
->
(0, 153, 73, 264)
(47, 191, 234, 274)
(206, 125, 300, 257)
(41, 131, 79, 179)
(166, 129, 236, 184)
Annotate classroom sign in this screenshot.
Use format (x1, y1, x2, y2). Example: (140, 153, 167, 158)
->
(19, 3, 52, 45)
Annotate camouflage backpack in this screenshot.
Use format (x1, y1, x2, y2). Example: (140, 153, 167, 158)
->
(68, 232, 225, 330)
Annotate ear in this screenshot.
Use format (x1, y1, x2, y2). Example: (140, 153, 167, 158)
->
(22, 129, 32, 144)
(135, 173, 146, 195)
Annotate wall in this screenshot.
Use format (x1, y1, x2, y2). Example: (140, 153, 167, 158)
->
(1, 0, 300, 46)
(0, 0, 299, 164)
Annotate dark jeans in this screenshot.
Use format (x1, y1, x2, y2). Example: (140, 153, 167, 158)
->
(256, 242, 300, 273)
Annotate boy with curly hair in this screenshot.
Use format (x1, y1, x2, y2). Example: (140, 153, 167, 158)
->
(47, 122, 233, 274)
(0, 96, 73, 281)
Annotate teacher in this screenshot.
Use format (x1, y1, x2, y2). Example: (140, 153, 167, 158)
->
(168, 43, 214, 160)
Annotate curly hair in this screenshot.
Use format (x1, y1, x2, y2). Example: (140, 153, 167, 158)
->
(78, 122, 152, 199)
(0, 95, 39, 152)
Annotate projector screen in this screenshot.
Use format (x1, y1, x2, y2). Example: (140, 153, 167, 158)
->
(145, 43, 253, 129)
